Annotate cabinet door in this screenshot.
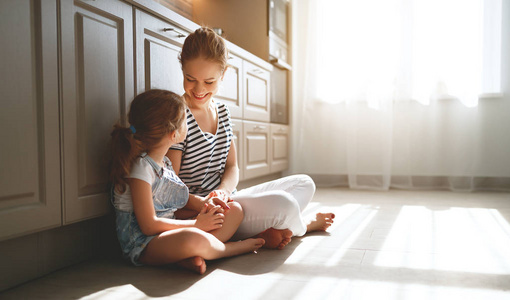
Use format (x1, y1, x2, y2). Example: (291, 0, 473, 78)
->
(243, 61, 271, 122)
(135, 9, 187, 94)
(61, 0, 134, 223)
(216, 54, 243, 119)
(270, 124, 289, 173)
(243, 121, 271, 180)
(231, 119, 244, 181)
(0, 0, 60, 240)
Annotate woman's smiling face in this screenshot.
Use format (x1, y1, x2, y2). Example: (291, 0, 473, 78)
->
(182, 56, 225, 107)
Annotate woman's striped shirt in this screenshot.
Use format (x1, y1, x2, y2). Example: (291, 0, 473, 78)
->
(170, 100, 233, 197)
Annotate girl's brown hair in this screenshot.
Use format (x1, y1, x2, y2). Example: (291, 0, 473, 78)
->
(179, 27, 229, 71)
(109, 89, 186, 192)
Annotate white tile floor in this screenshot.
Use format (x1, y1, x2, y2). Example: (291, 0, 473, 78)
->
(2, 188, 510, 299)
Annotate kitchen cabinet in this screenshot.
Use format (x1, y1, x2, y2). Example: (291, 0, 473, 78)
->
(0, 0, 285, 242)
(216, 54, 243, 119)
(270, 124, 289, 172)
(0, 0, 61, 241)
(243, 61, 271, 122)
(243, 121, 271, 180)
(60, 0, 134, 223)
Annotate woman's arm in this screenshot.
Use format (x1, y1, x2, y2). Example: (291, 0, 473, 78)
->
(167, 148, 230, 211)
(129, 178, 223, 236)
(216, 142, 239, 196)
(166, 149, 182, 176)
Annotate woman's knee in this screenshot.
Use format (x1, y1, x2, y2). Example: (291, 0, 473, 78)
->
(270, 191, 300, 213)
(296, 174, 316, 194)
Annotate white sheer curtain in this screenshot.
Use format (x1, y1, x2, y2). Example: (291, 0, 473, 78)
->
(291, 0, 509, 191)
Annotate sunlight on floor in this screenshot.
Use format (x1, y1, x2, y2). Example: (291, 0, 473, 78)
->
(286, 203, 377, 266)
(374, 206, 510, 274)
(292, 279, 510, 300)
(83, 284, 143, 299)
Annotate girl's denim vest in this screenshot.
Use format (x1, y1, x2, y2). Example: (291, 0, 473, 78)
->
(114, 153, 189, 265)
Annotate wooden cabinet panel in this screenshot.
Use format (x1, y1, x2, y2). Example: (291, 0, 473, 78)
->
(61, 0, 134, 223)
(243, 121, 271, 180)
(270, 124, 289, 173)
(231, 119, 244, 181)
(243, 61, 270, 122)
(135, 9, 187, 95)
(216, 54, 243, 119)
(0, 0, 61, 240)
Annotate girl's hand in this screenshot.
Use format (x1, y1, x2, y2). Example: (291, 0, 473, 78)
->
(205, 190, 231, 210)
(194, 204, 225, 232)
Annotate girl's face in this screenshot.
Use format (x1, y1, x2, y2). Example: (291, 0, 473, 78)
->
(182, 57, 225, 106)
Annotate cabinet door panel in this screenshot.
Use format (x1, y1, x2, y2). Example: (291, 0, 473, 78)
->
(270, 124, 289, 172)
(216, 55, 243, 118)
(243, 121, 270, 179)
(61, 0, 134, 223)
(243, 61, 270, 122)
(0, 0, 60, 240)
(136, 9, 187, 95)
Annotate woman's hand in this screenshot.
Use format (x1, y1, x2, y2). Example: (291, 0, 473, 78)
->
(194, 204, 225, 232)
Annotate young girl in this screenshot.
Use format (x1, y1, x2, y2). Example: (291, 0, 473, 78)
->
(167, 27, 335, 250)
(109, 89, 264, 274)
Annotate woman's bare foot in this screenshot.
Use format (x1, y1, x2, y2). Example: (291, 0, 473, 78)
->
(224, 238, 265, 256)
(256, 228, 293, 250)
(176, 256, 206, 274)
(307, 213, 335, 232)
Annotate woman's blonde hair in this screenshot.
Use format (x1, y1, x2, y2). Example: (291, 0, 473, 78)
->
(109, 89, 186, 192)
(179, 27, 229, 71)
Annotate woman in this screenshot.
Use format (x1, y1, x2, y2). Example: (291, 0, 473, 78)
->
(167, 27, 335, 250)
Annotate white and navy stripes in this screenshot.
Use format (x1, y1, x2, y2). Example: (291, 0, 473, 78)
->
(170, 101, 233, 197)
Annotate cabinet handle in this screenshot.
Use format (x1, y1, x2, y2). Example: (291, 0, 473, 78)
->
(278, 128, 286, 133)
(254, 125, 266, 130)
(163, 28, 186, 38)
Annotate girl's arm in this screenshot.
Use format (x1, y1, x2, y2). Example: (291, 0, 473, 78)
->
(129, 178, 224, 236)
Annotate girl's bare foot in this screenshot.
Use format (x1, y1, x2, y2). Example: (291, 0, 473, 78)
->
(256, 228, 293, 250)
(225, 238, 265, 256)
(307, 213, 335, 232)
(176, 256, 206, 274)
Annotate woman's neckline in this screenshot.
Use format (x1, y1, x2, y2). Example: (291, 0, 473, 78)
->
(188, 99, 219, 137)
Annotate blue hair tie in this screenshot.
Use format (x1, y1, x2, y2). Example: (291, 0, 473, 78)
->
(129, 125, 136, 134)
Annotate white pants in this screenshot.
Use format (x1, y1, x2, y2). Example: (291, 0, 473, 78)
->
(231, 174, 316, 240)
